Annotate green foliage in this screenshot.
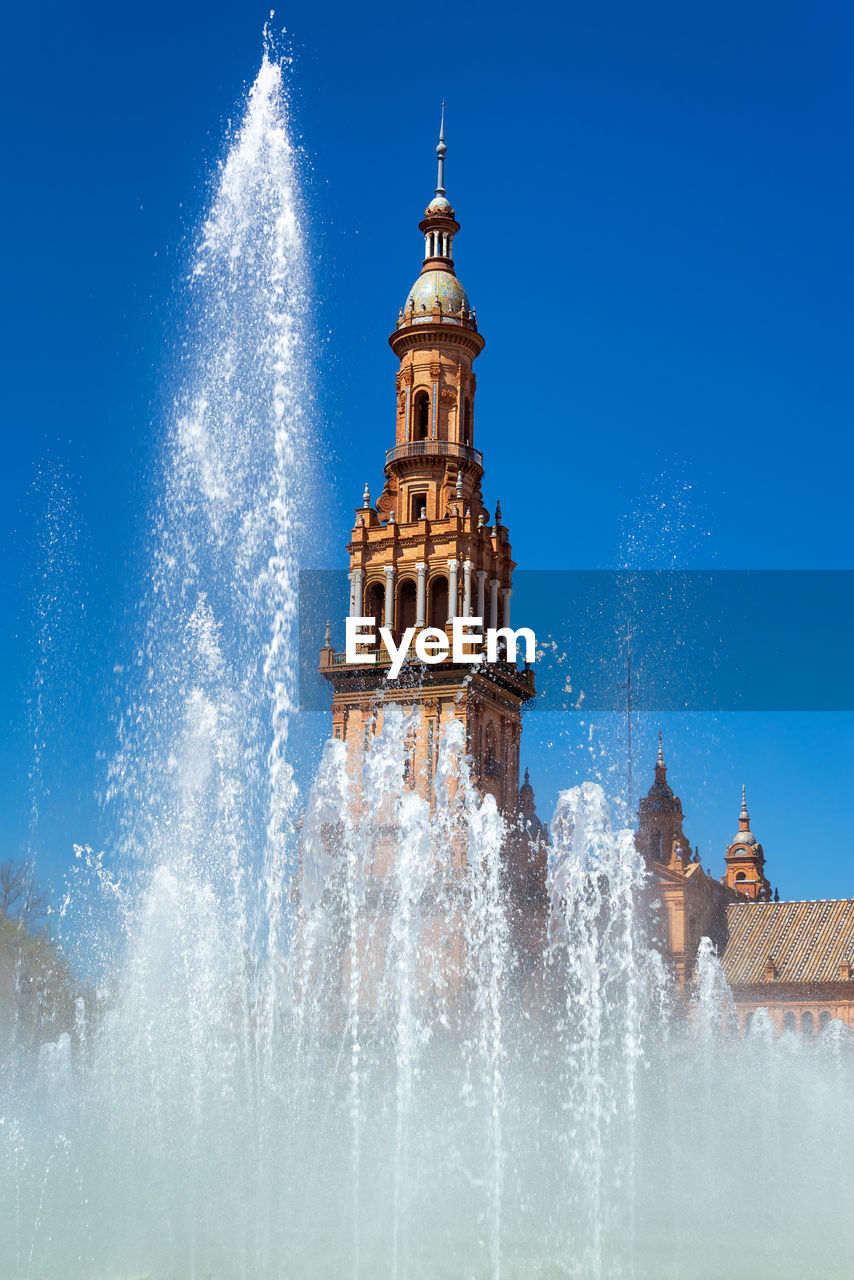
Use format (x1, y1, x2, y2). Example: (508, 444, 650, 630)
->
(0, 862, 82, 1045)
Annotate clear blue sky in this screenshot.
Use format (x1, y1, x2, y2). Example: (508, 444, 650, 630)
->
(2, 0, 852, 903)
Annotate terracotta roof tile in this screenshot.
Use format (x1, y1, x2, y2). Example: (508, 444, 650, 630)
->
(721, 900, 854, 985)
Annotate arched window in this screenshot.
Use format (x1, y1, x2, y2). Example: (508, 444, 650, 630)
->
(462, 397, 472, 445)
(428, 575, 449, 629)
(783, 1012, 797, 1032)
(415, 391, 430, 440)
(397, 579, 417, 634)
(735, 871, 747, 882)
(651, 829, 662, 861)
(819, 1011, 831, 1032)
(801, 1011, 814, 1036)
(365, 581, 385, 627)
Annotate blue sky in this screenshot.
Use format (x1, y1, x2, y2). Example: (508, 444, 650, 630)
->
(2, 0, 852, 903)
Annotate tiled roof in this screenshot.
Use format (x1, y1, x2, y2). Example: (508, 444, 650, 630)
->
(721, 900, 854, 985)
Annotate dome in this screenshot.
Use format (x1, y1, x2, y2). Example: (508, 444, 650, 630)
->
(731, 832, 757, 849)
(405, 269, 469, 320)
(426, 194, 452, 215)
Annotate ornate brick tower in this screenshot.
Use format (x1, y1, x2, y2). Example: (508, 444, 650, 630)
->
(722, 787, 771, 900)
(636, 734, 692, 869)
(319, 118, 537, 830)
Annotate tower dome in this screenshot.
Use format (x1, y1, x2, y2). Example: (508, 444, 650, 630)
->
(405, 269, 469, 320)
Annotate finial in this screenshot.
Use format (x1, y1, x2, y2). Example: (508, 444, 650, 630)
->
(740, 784, 750, 829)
(495, 499, 502, 524)
(362, 482, 371, 507)
(524, 767, 530, 784)
(455, 470, 463, 498)
(657, 731, 664, 765)
(436, 102, 447, 196)
(389, 510, 395, 523)
(324, 619, 332, 647)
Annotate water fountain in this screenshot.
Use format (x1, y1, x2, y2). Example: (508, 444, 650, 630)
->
(1, 47, 853, 1280)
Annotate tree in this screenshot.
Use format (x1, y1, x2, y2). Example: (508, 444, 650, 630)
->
(0, 858, 79, 1046)
(0, 858, 49, 926)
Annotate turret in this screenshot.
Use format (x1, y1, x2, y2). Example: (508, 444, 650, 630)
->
(722, 786, 771, 900)
(635, 734, 691, 867)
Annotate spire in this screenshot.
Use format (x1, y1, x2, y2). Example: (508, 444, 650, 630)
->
(399, 111, 479, 334)
(436, 102, 446, 196)
(732, 785, 755, 844)
(657, 731, 664, 766)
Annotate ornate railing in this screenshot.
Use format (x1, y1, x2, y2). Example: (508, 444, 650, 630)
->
(323, 646, 536, 689)
(385, 440, 483, 469)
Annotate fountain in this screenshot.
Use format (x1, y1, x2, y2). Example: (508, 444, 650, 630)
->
(1, 47, 853, 1280)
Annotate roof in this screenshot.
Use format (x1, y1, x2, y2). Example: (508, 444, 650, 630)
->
(721, 899, 854, 985)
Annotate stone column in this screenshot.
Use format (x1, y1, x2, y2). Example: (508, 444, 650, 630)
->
(416, 562, 427, 628)
(502, 587, 512, 627)
(462, 560, 473, 617)
(489, 578, 500, 631)
(430, 362, 441, 439)
(384, 565, 395, 629)
(476, 570, 488, 622)
(349, 569, 364, 618)
(448, 559, 460, 620)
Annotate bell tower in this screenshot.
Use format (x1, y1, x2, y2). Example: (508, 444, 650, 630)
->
(636, 734, 692, 869)
(722, 787, 771, 900)
(319, 115, 536, 826)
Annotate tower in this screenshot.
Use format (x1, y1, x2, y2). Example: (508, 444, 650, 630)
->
(319, 117, 536, 824)
(722, 786, 771, 900)
(636, 736, 736, 984)
(635, 734, 691, 869)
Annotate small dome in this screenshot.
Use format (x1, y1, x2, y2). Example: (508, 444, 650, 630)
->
(406, 269, 469, 320)
(426, 194, 452, 215)
(731, 833, 757, 849)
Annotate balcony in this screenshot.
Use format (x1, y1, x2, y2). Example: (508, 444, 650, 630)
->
(385, 440, 483, 470)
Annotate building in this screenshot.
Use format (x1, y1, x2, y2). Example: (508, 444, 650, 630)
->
(635, 742, 854, 1030)
(317, 120, 854, 1033)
